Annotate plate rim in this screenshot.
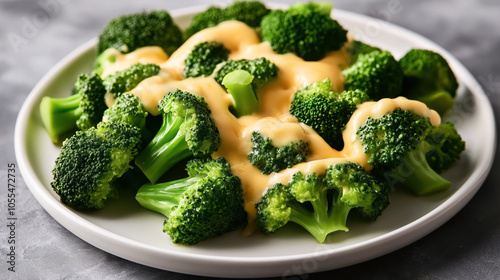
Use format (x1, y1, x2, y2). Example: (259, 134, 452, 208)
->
(14, 4, 497, 277)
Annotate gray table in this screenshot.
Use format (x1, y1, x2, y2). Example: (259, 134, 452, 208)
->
(1, 0, 499, 279)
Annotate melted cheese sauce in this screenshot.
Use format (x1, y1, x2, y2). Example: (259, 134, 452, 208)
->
(110, 21, 441, 234)
(101, 46, 169, 78)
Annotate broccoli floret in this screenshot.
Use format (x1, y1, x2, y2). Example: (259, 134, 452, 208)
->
(224, 1, 270, 27)
(40, 73, 107, 144)
(343, 50, 403, 100)
(51, 121, 142, 210)
(134, 89, 220, 183)
(185, 1, 270, 38)
(222, 70, 259, 117)
(248, 131, 310, 174)
(288, 1, 333, 15)
(289, 78, 370, 150)
(183, 41, 229, 78)
(256, 163, 388, 243)
(260, 2, 347, 61)
(103, 93, 148, 131)
(425, 122, 465, 173)
(214, 58, 279, 93)
(97, 10, 183, 56)
(345, 40, 381, 65)
(399, 49, 459, 116)
(135, 158, 247, 245)
(184, 7, 226, 38)
(103, 63, 161, 97)
(356, 108, 451, 195)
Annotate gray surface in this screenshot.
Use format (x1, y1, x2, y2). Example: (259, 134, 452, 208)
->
(1, 0, 499, 279)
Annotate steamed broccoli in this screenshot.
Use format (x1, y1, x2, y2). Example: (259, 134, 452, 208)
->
(356, 107, 451, 195)
(399, 49, 459, 115)
(260, 2, 347, 61)
(134, 89, 220, 183)
(97, 10, 183, 57)
(135, 158, 247, 245)
(221, 70, 259, 117)
(289, 78, 370, 150)
(346, 40, 382, 65)
(425, 122, 465, 173)
(103, 63, 161, 97)
(248, 131, 310, 174)
(256, 163, 389, 243)
(51, 121, 142, 210)
(40, 73, 107, 144)
(183, 41, 229, 78)
(185, 1, 270, 38)
(343, 50, 403, 100)
(214, 58, 279, 93)
(103, 93, 148, 131)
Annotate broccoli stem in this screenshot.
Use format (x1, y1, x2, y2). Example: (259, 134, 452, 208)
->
(392, 142, 451, 195)
(135, 176, 198, 217)
(134, 114, 193, 183)
(289, 191, 350, 243)
(222, 69, 259, 117)
(40, 94, 83, 144)
(416, 89, 456, 116)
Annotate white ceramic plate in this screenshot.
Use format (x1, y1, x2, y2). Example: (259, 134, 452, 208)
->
(15, 4, 496, 278)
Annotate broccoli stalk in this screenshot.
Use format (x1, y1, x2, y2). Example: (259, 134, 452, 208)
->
(136, 158, 247, 245)
(40, 73, 107, 144)
(134, 89, 220, 183)
(256, 163, 389, 243)
(385, 142, 451, 195)
(222, 69, 259, 117)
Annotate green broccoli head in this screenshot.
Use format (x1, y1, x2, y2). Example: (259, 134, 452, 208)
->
(256, 164, 389, 243)
(345, 40, 382, 65)
(356, 108, 451, 195)
(214, 58, 279, 93)
(325, 162, 389, 220)
(103, 63, 161, 96)
(185, 1, 270, 38)
(135, 157, 247, 245)
(248, 131, 310, 174)
(40, 72, 107, 143)
(289, 78, 369, 150)
(399, 49, 459, 115)
(51, 121, 142, 210)
(425, 122, 465, 173)
(343, 50, 403, 100)
(183, 41, 229, 78)
(260, 3, 347, 61)
(103, 93, 148, 130)
(223, 1, 271, 28)
(134, 89, 221, 183)
(97, 10, 183, 56)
